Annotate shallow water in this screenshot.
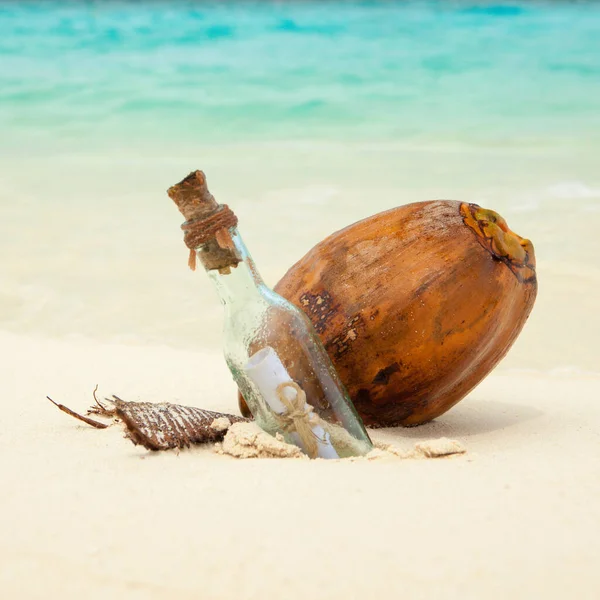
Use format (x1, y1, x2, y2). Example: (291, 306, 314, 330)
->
(1, 1, 599, 372)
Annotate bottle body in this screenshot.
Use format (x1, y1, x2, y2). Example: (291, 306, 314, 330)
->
(204, 229, 372, 458)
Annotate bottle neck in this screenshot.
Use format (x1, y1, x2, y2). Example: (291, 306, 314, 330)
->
(202, 228, 266, 307)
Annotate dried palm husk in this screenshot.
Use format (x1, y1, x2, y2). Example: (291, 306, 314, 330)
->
(48, 388, 249, 451)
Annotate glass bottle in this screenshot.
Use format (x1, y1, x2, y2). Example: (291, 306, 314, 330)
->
(168, 171, 373, 459)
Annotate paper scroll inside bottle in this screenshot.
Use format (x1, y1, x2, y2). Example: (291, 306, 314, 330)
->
(244, 347, 339, 459)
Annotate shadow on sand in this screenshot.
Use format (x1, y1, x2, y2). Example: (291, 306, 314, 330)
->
(378, 398, 545, 441)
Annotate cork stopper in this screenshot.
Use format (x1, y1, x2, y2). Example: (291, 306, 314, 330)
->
(167, 170, 219, 222)
(167, 170, 240, 272)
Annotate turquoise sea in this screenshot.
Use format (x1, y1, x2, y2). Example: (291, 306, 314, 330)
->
(2, 1, 600, 148)
(1, 1, 599, 372)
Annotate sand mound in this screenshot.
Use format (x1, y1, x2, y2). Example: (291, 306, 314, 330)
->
(215, 422, 466, 460)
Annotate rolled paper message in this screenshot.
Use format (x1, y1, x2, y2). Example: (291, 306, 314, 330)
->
(244, 346, 339, 459)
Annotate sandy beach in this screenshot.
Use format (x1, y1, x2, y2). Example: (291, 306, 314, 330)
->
(1, 331, 599, 599)
(2, 131, 600, 600)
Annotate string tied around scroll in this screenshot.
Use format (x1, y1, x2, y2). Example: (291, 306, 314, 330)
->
(275, 381, 324, 459)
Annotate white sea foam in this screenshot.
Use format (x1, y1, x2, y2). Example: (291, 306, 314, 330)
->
(546, 181, 600, 200)
(509, 181, 600, 213)
(264, 185, 340, 205)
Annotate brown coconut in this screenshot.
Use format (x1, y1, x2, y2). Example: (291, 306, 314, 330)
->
(240, 201, 537, 427)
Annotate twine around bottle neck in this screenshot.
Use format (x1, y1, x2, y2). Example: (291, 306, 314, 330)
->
(167, 170, 240, 271)
(181, 205, 238, 270)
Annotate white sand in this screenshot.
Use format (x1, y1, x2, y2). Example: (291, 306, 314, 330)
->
(1, 331, 599, 599)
